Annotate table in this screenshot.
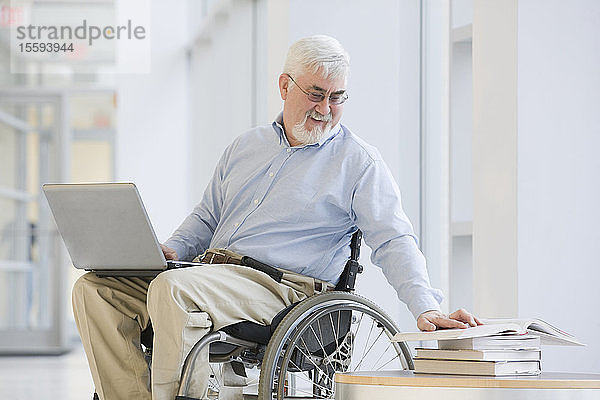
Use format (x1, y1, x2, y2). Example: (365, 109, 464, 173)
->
(335, 370, 600, 399)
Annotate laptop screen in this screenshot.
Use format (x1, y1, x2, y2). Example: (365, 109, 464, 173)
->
(43, 182, 167, 271)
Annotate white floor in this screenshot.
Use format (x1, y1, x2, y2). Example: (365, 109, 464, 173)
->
(0, 341, 94, 400)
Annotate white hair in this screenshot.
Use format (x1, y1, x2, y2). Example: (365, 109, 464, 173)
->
(283, 35, 350, 81)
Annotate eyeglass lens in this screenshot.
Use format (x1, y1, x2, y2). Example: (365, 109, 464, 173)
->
(287, 74, 348, 105)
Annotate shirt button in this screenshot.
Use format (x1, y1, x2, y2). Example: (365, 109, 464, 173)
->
(269, 172, 274, 177)
(286, 148, 291, 153)
(253, 199, 259, 205)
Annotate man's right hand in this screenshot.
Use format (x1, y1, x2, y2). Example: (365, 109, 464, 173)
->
(417, 309, 482, 332)
(160, 244, 179, 261)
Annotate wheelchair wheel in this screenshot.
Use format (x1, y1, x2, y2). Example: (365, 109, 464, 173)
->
(257, 292, 413, 399)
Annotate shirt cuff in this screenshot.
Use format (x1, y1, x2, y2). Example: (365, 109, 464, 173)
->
(406, 290, 444, 320)
(163, 239, 189, 262)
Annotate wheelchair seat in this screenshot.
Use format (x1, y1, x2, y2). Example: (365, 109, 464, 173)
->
(220, 303, 297, 346)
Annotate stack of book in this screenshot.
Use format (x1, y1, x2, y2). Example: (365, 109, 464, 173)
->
(393, 318, 584, 376)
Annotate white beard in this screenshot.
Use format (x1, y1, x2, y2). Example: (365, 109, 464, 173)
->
(291, 110, 333, 145)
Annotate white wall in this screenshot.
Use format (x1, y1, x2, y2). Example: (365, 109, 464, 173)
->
(423, 0, 451, 314)
(517, 0, 600, 373)
(472, 0, 519, 318)
(188, 0, 256, 209)
(115, 0, 189, 241)
(473, 0, 600, 372)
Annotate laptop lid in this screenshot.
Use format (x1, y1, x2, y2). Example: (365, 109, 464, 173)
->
(43, 182, 167, 271)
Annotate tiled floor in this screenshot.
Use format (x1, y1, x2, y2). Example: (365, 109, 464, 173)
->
(0, 341, 94, 400)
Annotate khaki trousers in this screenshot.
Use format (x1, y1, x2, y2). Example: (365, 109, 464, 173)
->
(72, 264, 313, 400)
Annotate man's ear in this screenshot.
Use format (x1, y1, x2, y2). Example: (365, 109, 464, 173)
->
(278, 74, 290, 100)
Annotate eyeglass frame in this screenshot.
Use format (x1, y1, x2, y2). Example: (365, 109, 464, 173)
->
(285, 73, 349, 105)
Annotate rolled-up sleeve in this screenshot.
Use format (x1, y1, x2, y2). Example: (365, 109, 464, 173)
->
(351, 156, 443, 318)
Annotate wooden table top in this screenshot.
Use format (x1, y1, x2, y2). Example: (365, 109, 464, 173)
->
(335, 370, 600, 389)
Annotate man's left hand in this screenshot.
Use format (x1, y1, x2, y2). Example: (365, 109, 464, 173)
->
(417, 309, 483, 332)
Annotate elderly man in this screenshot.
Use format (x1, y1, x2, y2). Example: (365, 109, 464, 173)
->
(72, 35, 480, 400)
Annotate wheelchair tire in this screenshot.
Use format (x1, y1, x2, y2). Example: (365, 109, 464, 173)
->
(257, 291, 413, 399)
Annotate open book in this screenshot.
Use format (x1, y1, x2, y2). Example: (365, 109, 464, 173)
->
(392, 317, 584, 346)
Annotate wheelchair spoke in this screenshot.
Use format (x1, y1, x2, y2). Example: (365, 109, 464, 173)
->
(371, 338, 396, 370)
(355, 327, 384, 371)
(286, 359, 333, 396)
(274, 343, 334, 399)
(359, 317, 376, 364)
(328, 312, 343, 370)
(349, 311, 364, 368)
(354, 311, 365, 338)
(336, 310, 341, 349)
(296, 349, 335, 389)
(377, 352, 403, 371)
(294, 338, 333, 387)
(308, 325, 329, 363)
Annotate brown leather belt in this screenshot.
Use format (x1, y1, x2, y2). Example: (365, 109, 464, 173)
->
(199, 250, 243, 266)
(198, 248, 334, 293)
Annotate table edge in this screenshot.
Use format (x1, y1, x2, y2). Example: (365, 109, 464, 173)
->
(335, 372, 600, 389)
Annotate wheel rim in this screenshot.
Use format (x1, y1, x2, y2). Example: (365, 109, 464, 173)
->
(268, 300, 407, 399)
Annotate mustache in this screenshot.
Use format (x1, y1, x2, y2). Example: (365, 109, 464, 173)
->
(306, 109, 332, 122)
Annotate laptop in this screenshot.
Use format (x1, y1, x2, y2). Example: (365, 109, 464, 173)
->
(43, 182, 202, 277)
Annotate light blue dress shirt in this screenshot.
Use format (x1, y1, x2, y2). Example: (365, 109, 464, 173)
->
(165, 114, 443, 318)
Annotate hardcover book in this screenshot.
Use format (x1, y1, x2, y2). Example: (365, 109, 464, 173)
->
(413, 358, 541, 376)
(415, 347, 542, 361)
(438, 334, 541, 350)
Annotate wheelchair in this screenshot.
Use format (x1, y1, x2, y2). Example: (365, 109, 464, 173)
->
(104, 231, 414, 400)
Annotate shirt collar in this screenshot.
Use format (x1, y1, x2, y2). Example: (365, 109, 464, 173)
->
(272, 112, 341, 148)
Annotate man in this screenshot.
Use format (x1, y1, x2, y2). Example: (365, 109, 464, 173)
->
(73, 35, 481, 400)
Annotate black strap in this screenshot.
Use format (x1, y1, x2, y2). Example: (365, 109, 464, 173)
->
(335, 230, 363, 292)
(241, 256, 284, 282)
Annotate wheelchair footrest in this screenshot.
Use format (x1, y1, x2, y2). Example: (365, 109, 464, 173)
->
(175, 396, 201, 400)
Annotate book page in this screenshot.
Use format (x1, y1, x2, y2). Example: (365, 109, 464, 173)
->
(481, 318, 584, 346)
(480, 318, 535, 330)
(531, 330, 585, 346)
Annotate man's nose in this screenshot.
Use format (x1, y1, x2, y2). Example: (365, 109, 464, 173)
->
(314, 97, 331, 116)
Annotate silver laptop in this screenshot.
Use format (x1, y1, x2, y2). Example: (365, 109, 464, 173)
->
(43, 182, 201, 277)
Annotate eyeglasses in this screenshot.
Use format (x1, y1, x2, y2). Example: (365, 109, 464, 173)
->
(285, 74, 349, 105)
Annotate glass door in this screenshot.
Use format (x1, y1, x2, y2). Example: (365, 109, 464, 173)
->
(0, 91, 68, 354)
